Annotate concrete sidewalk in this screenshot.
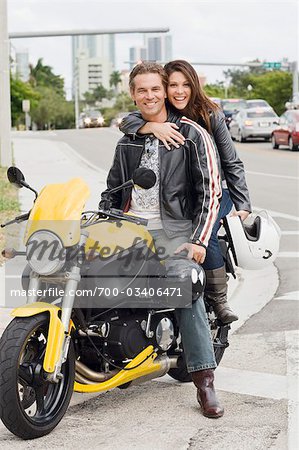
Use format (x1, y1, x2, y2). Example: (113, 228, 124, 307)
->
(0, 134, 279, 332)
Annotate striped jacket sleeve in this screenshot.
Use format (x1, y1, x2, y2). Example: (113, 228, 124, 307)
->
(180, 116, 222, 247)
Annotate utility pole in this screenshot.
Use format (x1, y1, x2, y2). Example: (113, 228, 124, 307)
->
(0, 0, 12, 167)
(291, 61, 298, 96)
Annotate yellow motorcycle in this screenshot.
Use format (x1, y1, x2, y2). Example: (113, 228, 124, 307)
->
(0, 167, 230, 439)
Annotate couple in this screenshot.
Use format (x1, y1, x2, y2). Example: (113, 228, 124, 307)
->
(101, 60, 251, 418)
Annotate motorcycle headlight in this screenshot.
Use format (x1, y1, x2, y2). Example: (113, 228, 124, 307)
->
(26, 231, 66, 275)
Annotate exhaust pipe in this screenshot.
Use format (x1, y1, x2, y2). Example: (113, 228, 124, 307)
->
(75, 355, 179, 385)
(75, 360, 118, 383)
(129, 355, 179, 386)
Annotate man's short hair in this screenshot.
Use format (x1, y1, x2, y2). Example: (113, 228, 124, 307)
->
(129, 61, 168, 91)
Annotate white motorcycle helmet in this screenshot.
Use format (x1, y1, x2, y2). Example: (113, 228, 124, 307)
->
(225, 211, 281, 270)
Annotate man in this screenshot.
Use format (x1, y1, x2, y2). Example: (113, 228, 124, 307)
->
(101, 62, 223, 418)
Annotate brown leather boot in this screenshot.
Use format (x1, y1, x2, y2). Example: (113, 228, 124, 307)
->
(205, 266, 238, 323)
(191, 369, 224, 418)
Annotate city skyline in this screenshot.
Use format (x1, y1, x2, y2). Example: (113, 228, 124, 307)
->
(7, 1, 298, 99)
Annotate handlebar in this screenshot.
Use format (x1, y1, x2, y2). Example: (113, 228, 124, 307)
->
(93, 208, 148, 227)
(103, 208, 148, 227)
(0, 212, 30, 228)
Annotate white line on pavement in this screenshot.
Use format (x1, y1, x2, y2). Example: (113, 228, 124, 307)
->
(247, 170, 298, 180)
(157, 368, 288, 400)
(281, 231, 299, 235)
(277, 252, 299, 258)
(215, 367, 288, 400)
(254, 207, 299, 222)
(286, 330, 299, 450)
(275, 291, 299, 301)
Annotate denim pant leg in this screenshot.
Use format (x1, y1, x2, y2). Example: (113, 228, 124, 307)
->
(203, 189, 234, 270)
(175, 299, 216, 372)
(150, 229, 216, 372)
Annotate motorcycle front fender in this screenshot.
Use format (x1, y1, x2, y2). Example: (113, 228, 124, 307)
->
(11, 302, 73, 374)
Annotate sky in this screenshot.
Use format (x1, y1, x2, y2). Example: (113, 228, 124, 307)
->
(7, 0, 299, 98)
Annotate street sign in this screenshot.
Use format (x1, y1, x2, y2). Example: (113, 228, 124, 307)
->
(22, 99, 30, 112)
(263, 62, 282, 69)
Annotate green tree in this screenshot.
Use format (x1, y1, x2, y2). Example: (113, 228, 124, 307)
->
(93, 84, 108, 102)
(109, 70, 122, 92)
(30, 86, 74, 129)
(114, 92, 136, 111)
(83, 84, 109, 106)
(222, 67, 292, 114)
(101, 92, 136, 125)
(29, 58, 65, 96)
(204, 83, 225, 98)
(10, 77, 40, 127)
(246, 71, 292, 115)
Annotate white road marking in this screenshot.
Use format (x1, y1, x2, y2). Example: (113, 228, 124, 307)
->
(281, 231, 299, 235)
(253, 207, 299, 222)
(275, 291, 299, 301)
(216, 367, 288, 400)
(286, 330, 299, 450)
(277, 252, 299, 258)
(157, 368, 288, 400)
(247, 170, 298, 180)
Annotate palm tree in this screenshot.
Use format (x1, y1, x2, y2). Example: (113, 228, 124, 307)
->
(109, 70, 122, 94)
(29, 58, 64, 96)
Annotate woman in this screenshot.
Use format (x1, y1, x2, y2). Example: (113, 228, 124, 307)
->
(120, 60, 252, 323)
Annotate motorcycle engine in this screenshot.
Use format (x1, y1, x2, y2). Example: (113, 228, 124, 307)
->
(105, 313, 176, 361)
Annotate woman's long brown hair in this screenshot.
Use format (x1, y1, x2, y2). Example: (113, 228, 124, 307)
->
(164, 60, 219, 134)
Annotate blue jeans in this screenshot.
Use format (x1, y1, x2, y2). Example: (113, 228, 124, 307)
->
(203, 189, 233, 270)
(150, 229, 216, 372)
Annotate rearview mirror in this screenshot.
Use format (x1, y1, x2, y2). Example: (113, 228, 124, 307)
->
(7, 167, 25, 188)
(132, 168, 156, 189)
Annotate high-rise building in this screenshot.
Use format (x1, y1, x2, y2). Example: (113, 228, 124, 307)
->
(129, 46, 147, 69)
(15, 49, 30, 82)
(72, 34, 115, 99)
(145, 34, 172, 63)
(77, 56, 113, 98)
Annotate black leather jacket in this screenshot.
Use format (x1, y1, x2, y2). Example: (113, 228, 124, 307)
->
(101, 110, 222, 247)
(120, 109, 252, 213)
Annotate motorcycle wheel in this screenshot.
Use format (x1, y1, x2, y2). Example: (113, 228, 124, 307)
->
(168, 353, 191, 383)
(167, 322, 229, 383)
(0, 313, 75, 439)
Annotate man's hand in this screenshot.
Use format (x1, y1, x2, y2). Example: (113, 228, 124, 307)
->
(231, 209, 250, 221)
(174, 242, 206, 264)
(147, 122, 185, 150)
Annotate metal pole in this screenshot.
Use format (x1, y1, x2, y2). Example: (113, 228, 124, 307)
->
(291, 61, 298, 97)
(9, 27, 170, 39)
(0, 0, 12, 167)
(74, 58, 80, 129)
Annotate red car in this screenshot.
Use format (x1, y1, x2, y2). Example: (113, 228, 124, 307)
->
(271, 110, 299, 151)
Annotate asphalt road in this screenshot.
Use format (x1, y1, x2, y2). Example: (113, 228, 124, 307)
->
(1, 129, 298, 449)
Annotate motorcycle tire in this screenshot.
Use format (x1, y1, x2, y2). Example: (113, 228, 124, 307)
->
(167, 324, 229, 383)
(0, 313, 75, 440)
(213, 322, 230, 365)
(168, 353, 191, 383)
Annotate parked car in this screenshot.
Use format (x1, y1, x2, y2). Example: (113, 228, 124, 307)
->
(271, 110, 299, 151)
(221, 98, 247, 128)
(110, 112, 130, 127)
(285, 92, 299, 110)
(229, 107, 278, 142)
(209, 97, 222, 107)
(246, 99, 272, 109)
(79, 110, 105, 128)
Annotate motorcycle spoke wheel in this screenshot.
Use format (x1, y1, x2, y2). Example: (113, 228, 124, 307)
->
(0, 314, 75, 440)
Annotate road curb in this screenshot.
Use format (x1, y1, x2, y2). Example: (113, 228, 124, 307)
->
(228, 264, 279, 334)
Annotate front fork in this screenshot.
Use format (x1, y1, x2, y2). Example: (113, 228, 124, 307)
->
(27, 230, 89, 382)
